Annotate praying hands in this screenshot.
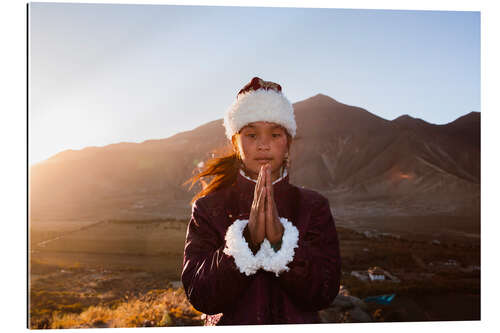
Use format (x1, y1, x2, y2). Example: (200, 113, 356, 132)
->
(244, 164, 284, 253)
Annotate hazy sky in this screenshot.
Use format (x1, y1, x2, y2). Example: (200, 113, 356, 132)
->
(29, 2, 480, 165)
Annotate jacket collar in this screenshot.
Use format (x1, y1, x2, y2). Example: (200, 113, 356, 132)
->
(235, 168, 290, 195)
(238, 168, 288, 185)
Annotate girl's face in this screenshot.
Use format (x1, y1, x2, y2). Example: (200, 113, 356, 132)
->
(233, 121, 290, 181)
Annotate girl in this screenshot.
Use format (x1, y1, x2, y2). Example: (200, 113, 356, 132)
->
(182, 77, 341, 325)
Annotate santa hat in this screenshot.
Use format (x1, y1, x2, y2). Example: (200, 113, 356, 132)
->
(223, 77, 297, 140)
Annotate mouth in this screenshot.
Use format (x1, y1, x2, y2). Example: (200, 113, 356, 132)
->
(255, 158, 273, 164)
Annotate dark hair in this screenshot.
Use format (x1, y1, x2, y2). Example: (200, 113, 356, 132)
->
(186, 132, 291, 204)
(185, 136, 241, 204)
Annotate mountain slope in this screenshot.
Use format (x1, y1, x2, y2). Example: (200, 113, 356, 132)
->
(30, 95, 480, 221)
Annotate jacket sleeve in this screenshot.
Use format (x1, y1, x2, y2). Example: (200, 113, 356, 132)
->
(262, 194, 341, 312)
(181, 198, 257, 315)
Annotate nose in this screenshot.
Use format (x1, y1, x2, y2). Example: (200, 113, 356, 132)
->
(257, 136, 271, 150)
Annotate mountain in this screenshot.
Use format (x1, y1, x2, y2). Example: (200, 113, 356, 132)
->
(29, 94, 480, 221)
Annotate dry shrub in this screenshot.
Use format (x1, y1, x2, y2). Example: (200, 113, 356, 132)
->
(50, 288, 202, 328)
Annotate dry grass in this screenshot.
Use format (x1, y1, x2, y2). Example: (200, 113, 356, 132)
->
(29, 258, 203, 329)
(29, 222, 480, 328)
(49, 288, 202, 328)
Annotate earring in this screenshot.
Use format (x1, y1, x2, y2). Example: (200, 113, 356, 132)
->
(283, 152, 289, 167)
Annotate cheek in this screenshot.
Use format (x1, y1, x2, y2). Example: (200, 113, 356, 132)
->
(238, 138, 255, 159)
(274, 137, 288, 155)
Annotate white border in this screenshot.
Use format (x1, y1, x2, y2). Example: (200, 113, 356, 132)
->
(7, 1, 497, 333)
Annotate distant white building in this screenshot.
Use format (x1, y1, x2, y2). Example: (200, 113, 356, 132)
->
(368, 267, 386, 281)
(351, 267, 400, 283)
(351, 271, 369, 281)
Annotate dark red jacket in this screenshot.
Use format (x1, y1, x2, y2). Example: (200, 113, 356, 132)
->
(181, 171, 341, 325)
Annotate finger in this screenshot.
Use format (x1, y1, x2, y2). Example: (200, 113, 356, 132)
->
(257, 185, 266, 213)
(266, 165, 274, 200)
(266, 164, 272, 194)
(264, 164, 274, 203)
(254, 166, 266, 208)
(269, 164, 274, 189)
(266, 184, 272, 223)
(252, 170, 263, 210)
(270, 164, 274, 191)
(254, 165, 263, 197)
(258, 164, 267, 192)
(267, 178, 279, 226)
(265, 185, 280, 242)
(259, 187, 266, 232)
(261, 164, 266, 189)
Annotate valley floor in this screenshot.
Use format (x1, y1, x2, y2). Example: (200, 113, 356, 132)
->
(29, 216, 480, 328)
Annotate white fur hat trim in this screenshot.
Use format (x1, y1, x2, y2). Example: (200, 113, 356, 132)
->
(223, 89, 296, 139)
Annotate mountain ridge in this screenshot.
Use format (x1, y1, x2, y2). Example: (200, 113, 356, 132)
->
(30, 94, 480, 222)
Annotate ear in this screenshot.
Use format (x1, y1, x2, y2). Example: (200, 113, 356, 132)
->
(286, 133, 292, 151)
